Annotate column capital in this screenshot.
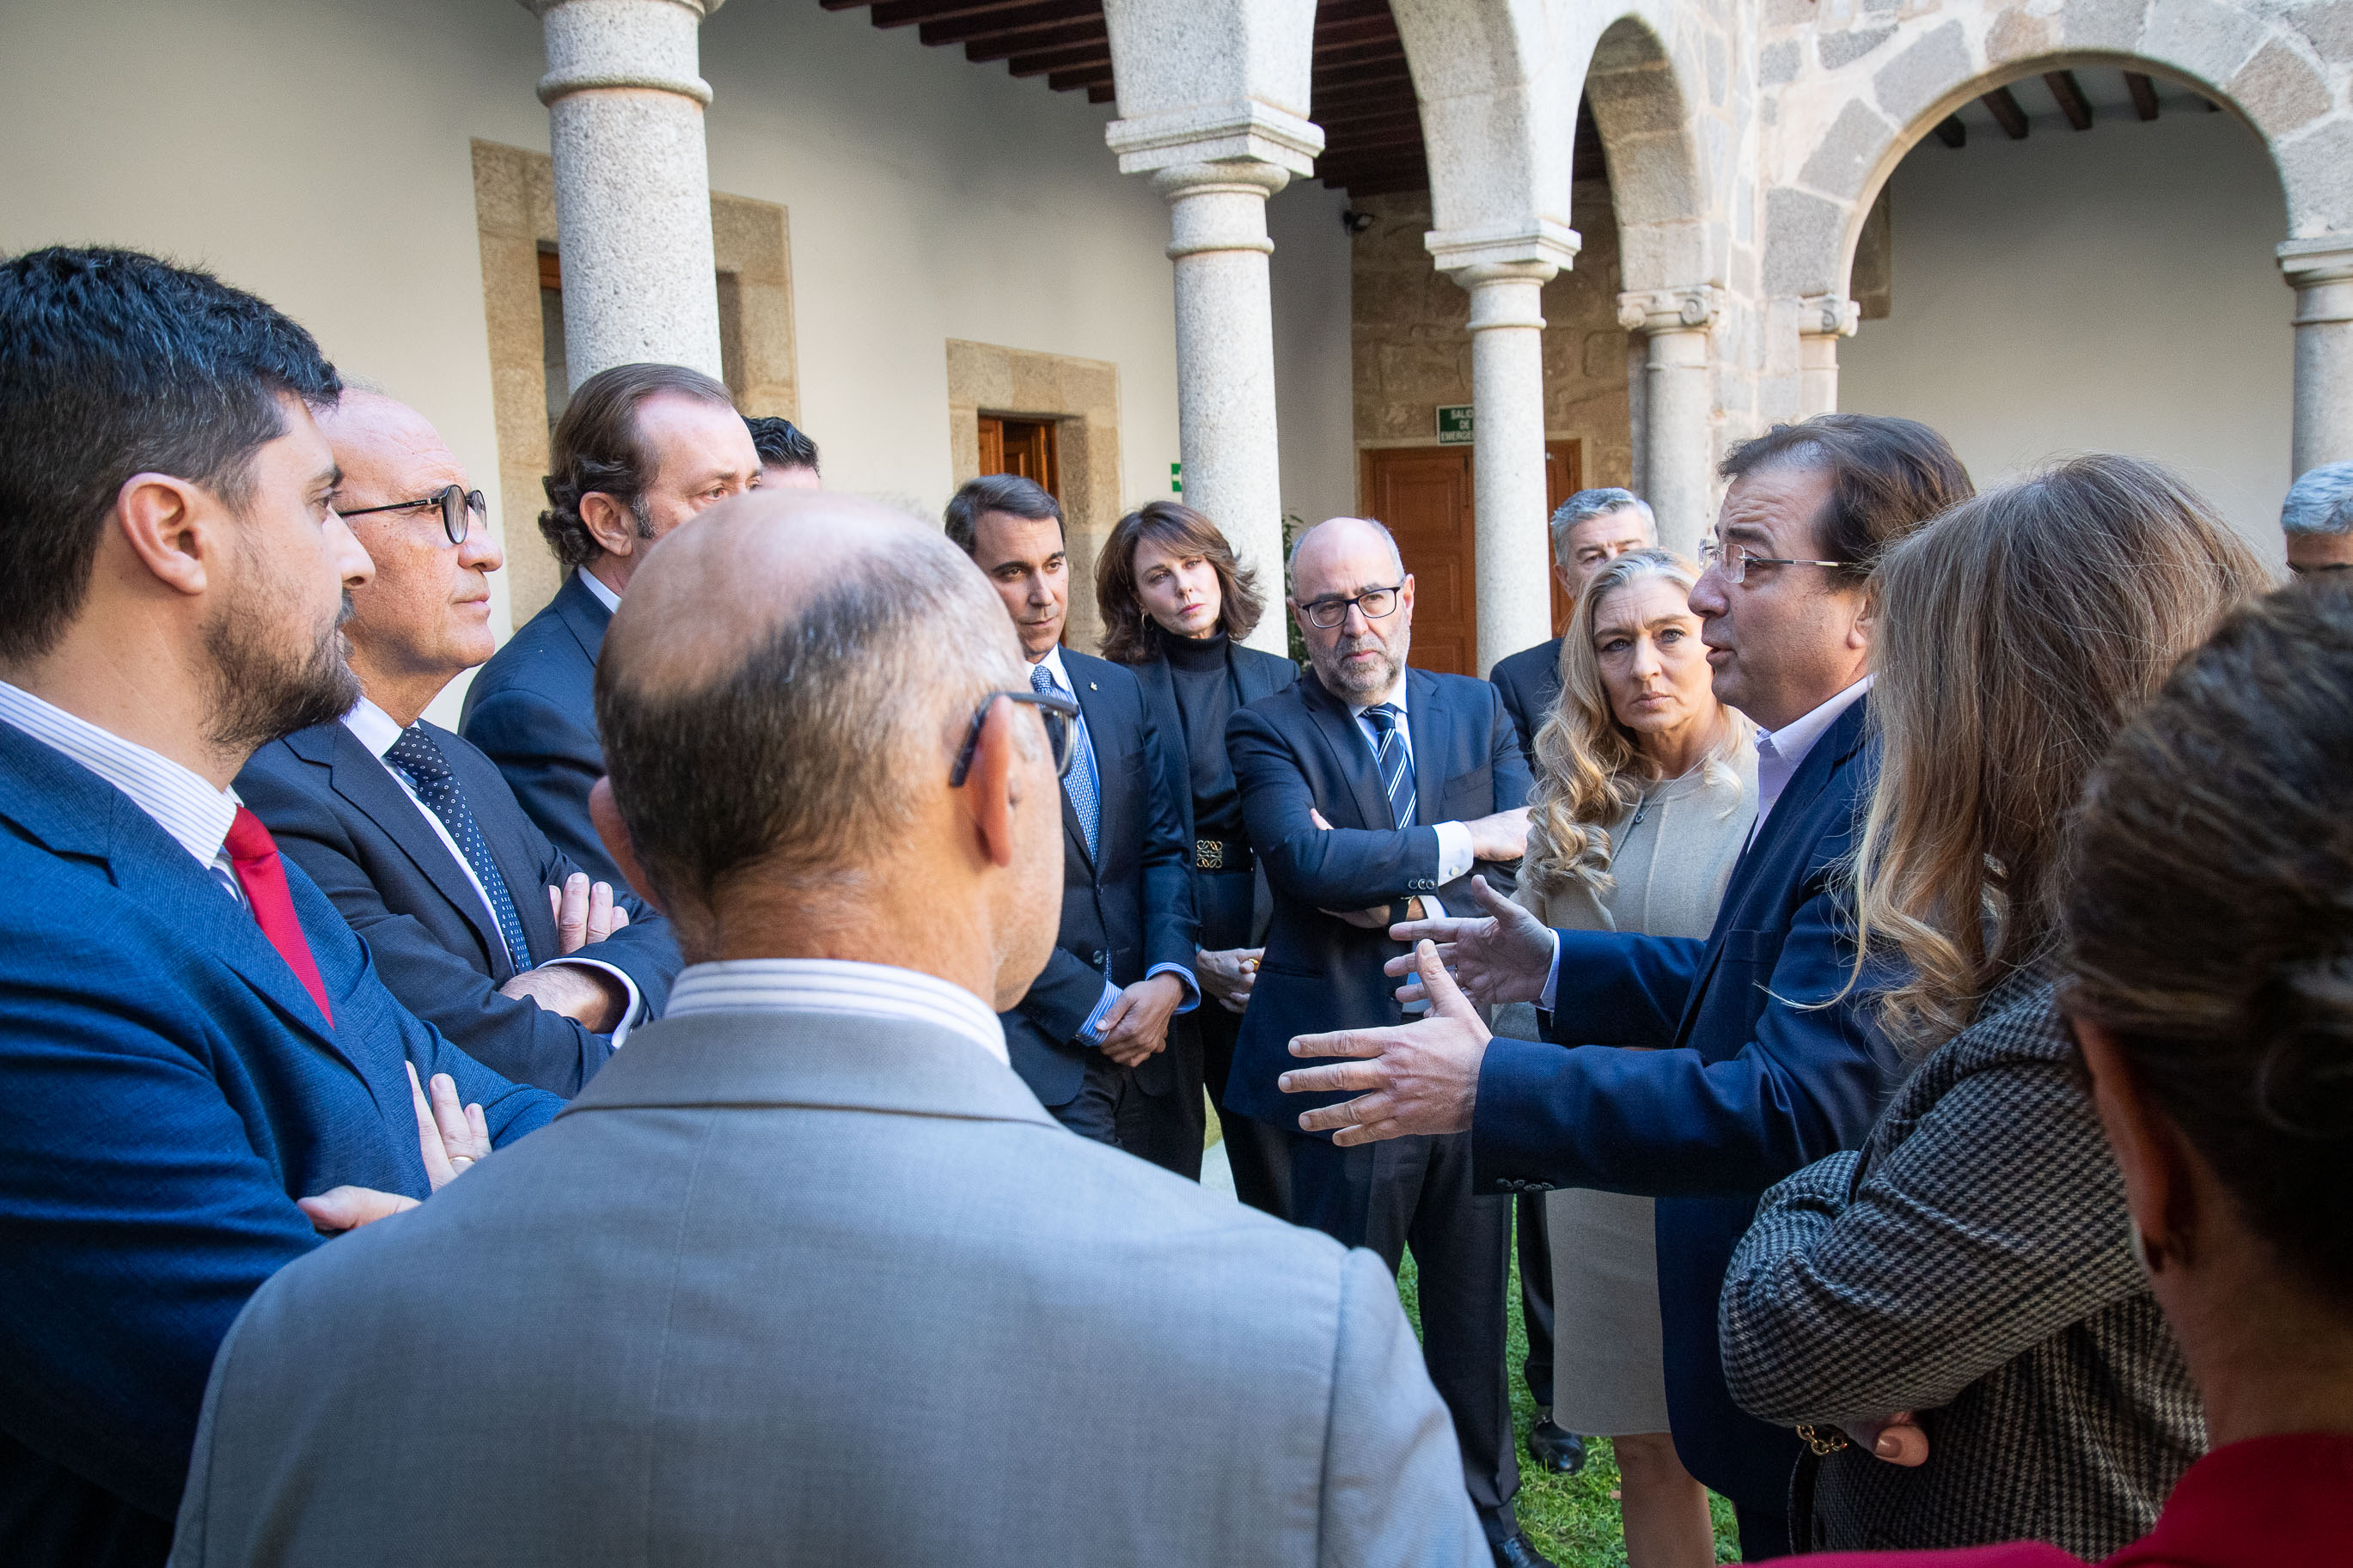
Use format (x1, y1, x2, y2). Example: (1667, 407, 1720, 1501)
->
(523, 0, 719, 107)
(1108, 101, 1323, 178)
(2279, 236, 2353, 287)
(1617, 286, 1719, 335)
(1425, 220, 1580, 281)
(1798, 295, 1861, 339)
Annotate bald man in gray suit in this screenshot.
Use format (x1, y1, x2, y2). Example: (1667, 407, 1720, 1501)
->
(168, 493, 1486, 1568)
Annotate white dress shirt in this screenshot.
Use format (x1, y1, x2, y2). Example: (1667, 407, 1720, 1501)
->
(666, 958, 1010, 1067)
(577, 566, 622, 615)
(1538, 675, 1872, 1011)
(1343, 668, 1475, 914)
(0, 678, 243, 899)
(342, 697, 644, 1043)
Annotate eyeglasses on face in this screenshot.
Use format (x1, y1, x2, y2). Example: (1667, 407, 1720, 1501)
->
(948, 688, 1082, 787)
(1698, 537, 1849, 586)
(1299, 583, 1404, 630)
(339, 483, 488, 547)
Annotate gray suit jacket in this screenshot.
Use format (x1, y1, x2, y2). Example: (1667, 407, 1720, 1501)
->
(170, 1008, 1486, 1567)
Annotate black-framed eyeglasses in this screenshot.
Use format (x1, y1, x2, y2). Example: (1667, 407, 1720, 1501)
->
(1300, 583, 1404, 630)
(2289, 561, 2353, 577)
(949, 688, 1082, 787)
(338, 484, 486, 547)
(1698, 537, 1849, 586)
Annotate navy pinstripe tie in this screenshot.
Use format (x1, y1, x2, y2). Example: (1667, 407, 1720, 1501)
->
(386, 724, 534, 974)
(1360, 704, 1416, 829)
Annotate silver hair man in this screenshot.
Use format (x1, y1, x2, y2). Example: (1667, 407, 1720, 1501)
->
(2282, 461, 2353, 577)
(1548, 487, 1657, 590)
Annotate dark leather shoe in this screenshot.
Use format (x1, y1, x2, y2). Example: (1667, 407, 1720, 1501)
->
(1526, 1415, 1586, 1474)
(1492, 1531, 1559, 1568)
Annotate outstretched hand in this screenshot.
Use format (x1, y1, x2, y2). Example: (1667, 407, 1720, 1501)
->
(1382, 874, 1553, 1007)
(1278, 941, 1491, 1145)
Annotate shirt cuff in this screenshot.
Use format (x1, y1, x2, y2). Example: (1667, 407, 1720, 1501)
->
(1537, 930, 1563, 1014)
(544, 956, 645, 1047)
(1433, 820, 1476, 883)
(1076, 979, 1126, 1047)
(1146, 961, 1201, 1016)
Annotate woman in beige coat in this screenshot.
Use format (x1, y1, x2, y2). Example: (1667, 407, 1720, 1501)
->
(1511, 547, 1756, 1568)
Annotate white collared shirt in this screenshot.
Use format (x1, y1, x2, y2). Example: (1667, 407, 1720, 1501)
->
(0, 678, 242, 894)
(577, 567, 622, 615)
(342, 696, 644, 1043)
(1341, 669, 1475, 904)
(665, 958, 1010, 1067)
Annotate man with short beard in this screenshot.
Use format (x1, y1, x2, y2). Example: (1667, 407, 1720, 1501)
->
(1225, 516, 1544, 1568)
(0, 247, 561, 1568)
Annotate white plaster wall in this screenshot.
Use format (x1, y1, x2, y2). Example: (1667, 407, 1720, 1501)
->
(1839, 108, 2293, 558)
(1267, 180, 1358, 536)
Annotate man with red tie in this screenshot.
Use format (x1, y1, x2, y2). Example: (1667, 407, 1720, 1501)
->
(0, 247, 561, 1568)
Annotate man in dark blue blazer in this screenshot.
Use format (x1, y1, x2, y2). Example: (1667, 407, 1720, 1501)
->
(1279, 418, 1974, 1559)
(461, 362, 761, 888)
(0, 247, 561, 1568)
(240, 393, 679, 1096)
(946, 476, 1201, 1171)
(1227, 516, 1544, 1568)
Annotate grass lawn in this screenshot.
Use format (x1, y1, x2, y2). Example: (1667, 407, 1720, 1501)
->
(1395, 1248, 1742, 1566)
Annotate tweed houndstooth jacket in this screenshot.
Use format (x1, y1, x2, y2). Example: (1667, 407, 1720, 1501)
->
(1717, 971, 2205, 1558)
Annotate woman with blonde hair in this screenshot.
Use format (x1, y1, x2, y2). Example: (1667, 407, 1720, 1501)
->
(1513, 546, 1756, 1568)
(1720, 455, 2271, 1556)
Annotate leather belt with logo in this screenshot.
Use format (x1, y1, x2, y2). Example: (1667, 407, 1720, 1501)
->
(1195, 839, 1252, 874)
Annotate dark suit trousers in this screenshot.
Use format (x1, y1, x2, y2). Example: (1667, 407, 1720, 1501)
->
(1517, 1194, 1556, 1412)
(1194, 1002, 1293, 1217)
(1291, 1129, 1519, 1526)
(1054, 1054, 1202, 1180)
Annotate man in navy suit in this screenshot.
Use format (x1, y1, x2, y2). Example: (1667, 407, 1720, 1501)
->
(461, 363, 760, 888)
(238, 393, 680, 1095)
(0, 247, 561, 1568)
(1278, 418, 1974, 1559)
(945, 475, 1202, 1171)
(1226, 516, 1546, 1568)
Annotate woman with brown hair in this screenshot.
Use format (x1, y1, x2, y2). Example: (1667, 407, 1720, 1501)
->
(1507, 546, 1756, 1568)
(1095, 499, 1296, 1211)
(1719, 455, 2272, 1556)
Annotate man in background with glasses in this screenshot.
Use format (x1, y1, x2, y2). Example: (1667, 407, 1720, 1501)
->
(942, 473, 1204, 1174)
(1225, 516, 1543, 1568)
(1275, 416, 1972, 1559)
(237, 392, 678, 1095)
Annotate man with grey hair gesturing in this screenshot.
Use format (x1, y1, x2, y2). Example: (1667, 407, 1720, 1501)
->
(168, 491, 1488, 1568)
(2280, 459, 2353, 576)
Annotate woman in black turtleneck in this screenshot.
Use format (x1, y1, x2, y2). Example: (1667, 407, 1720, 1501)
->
(1097, 500, 1297, 1217)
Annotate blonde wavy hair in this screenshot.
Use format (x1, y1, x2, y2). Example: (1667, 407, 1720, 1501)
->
(1525, 547, 1750, 904)
(1850, 455, 2271, 1050)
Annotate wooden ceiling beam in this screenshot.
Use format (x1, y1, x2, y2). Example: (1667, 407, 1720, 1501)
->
(1312, 38, 1409, 72)
(1934, 115, 1965, 148)
(920, 0, 1098, 46)
(1047, 63, 1114, 91)
(1981, 84, 2030, 139)
(868, 0, 1042, 27)
(1007, 40, 1110, 76)
(2044, 69, 2093, 129)
(1087, 82, 1115, 103)
(2125, 70, 2161, 120)
(961, 18, 1102, 60)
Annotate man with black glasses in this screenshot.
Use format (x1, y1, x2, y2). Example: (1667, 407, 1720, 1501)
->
(1225, 516, 1543, 1568)
(237, 393, 679, 1095)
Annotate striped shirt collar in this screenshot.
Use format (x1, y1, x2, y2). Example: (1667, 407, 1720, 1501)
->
(0, 679, 238, 869)
(663, 958, 1010, 1067)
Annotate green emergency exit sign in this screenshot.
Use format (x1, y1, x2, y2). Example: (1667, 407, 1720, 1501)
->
(1436, 405, 1474, 444)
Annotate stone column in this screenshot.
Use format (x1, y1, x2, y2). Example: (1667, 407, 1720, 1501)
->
(1430, 227, 1579, 674)
(1617, 287, 1720, 557)
(2280, 239, 2353, 475)
(1109, 108, 1320, 654)
(523, 0, 726, 387)
(1796, 295, 1859, 420)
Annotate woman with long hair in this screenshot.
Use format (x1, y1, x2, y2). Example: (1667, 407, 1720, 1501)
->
(1770, 583, 2353, 1565)
(1720, 455, 2271, 1555)
(1095, 499, 1297, 1211)
(1513, 546, 1755, 1568)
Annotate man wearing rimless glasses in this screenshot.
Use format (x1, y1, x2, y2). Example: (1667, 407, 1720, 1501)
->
(235, 392, 680, 1096)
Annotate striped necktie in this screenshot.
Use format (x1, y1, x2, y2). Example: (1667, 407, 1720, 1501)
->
(385, 723, 535, 974)
(1033, 662, 1099, 859)
(1360, 703, 1416, 829)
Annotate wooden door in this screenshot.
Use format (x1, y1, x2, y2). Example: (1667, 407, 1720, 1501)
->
(977, 415, 1060, 501)
(1360, 446, 1476, 676)
(1544, 439, 1584, 635)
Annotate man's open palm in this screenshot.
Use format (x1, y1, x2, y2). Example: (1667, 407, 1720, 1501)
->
(1384, 874, 1553, 1007)
(1279, 941, 1492, 1144)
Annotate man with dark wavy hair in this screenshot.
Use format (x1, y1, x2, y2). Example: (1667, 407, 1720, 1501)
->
(461, 362, 758, 887)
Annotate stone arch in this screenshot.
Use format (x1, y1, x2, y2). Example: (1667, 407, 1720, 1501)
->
(1765, 0, 2349, 305)
(1581, 11, 1712, 294)
(1385, 0, 1579, 248)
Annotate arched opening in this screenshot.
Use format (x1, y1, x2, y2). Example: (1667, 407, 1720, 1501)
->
(1836, 64, 2291, 541)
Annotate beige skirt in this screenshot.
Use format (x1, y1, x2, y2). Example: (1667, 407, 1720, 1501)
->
(1546, 1186, 1672, 1436)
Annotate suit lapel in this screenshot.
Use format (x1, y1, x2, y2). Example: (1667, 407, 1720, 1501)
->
(553, 570, 612, 671)
(1404, 668, 1445, 827)
(1299, 674, 1391, 831)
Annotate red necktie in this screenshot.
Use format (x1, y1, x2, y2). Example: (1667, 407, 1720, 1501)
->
(223, 806, 333, 1025)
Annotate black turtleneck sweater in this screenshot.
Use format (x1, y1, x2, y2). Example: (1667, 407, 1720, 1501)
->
(1163, 631, 1244, 851)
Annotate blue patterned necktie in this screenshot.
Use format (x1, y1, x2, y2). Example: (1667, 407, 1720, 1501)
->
(385, 723, 535, 974)
(1360, 703, 1417, 829)
(1034, 662, 1100, 860)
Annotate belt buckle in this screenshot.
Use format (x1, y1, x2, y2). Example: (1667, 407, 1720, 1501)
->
(1195, 839, 1224, 871)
